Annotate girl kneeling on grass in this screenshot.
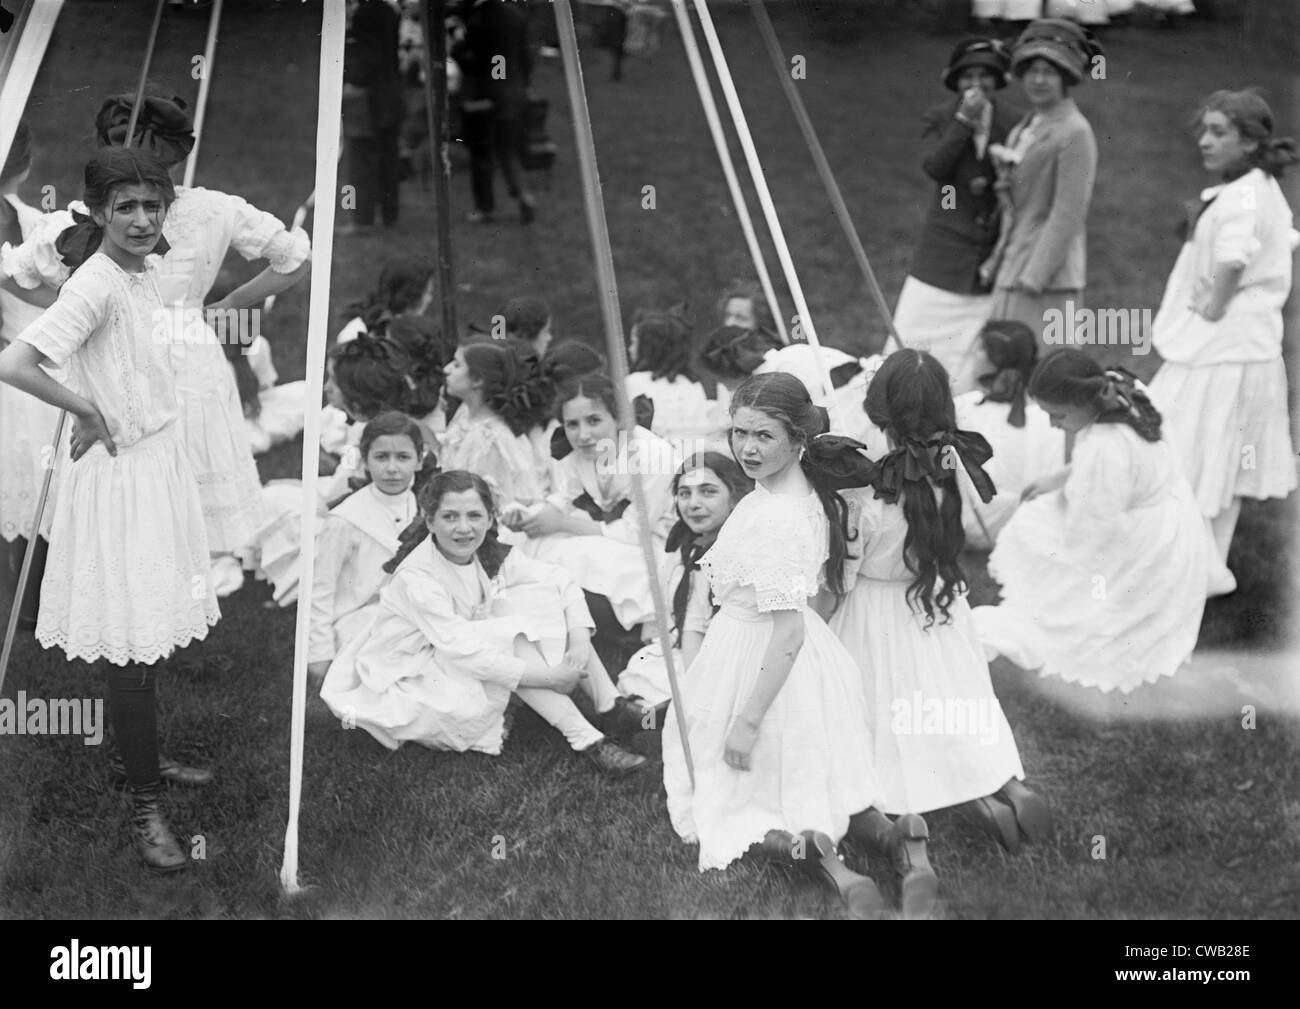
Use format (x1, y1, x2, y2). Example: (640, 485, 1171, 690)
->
(307, 411, 423, 682)
(661, 372, 891, 919)
(320, 470, 647, 775)
(973, 349, 1227, 695)
(0, 148, 221, 873)
(831, 350, 1050, 913)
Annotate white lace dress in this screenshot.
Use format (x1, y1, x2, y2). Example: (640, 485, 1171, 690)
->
(1, 187, 311, 551)
(662, 484, 883, 871)
(14, 254, 220, 665)
(0, 196, 62, 542)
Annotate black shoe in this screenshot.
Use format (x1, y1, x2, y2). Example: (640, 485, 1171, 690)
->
(798, 830, 888, 920)
(111, 753, 214, 788)
(963, 795, 1021, 854)
(891, 813, 940, 920)
(995, 779, 1053, 844)
(597, 695, 649, 740)
(581, 738, 647, 777)
(130, 781, 188, 874)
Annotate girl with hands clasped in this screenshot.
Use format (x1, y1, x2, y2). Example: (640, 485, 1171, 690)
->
(1148, 89, 1298, 581)
(0, 148, 221, 874)
(321, 470, 647, 776)
(662, 372, 890, 919)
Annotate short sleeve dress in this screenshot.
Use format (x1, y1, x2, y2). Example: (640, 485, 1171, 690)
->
(662, 483, 883, 871)
(15, 253, 220, 665)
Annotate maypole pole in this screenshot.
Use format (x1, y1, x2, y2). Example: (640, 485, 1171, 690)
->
(419, 0, 457, 341)
(552, 0, 694, 787)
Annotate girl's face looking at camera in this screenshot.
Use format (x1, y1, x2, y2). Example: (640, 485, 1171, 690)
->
(731, 406, 799, 483)
(365, 434, 420, 496)
(428, 489, 491, 565)
(94, 183, 167, 267)
(723, 297, 757, 332)
(1198, 110, 1257, 177)
(675, 467, 735, 537)
(561, 395, 617, 459)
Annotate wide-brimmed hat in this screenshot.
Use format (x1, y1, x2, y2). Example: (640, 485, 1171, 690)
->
(1010, 18, 1103, 86)
(942, 37, 1010, 92)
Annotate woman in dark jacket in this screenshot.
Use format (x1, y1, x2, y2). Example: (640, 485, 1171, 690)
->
(893, 37, 1017, 393)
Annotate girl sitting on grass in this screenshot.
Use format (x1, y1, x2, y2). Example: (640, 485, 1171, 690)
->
(320, 469, 648, 775)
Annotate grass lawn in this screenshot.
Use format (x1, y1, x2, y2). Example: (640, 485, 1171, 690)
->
(2, 0, 1297, 919)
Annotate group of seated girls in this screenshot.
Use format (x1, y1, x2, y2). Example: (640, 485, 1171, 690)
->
(284, 260, 1229, 916)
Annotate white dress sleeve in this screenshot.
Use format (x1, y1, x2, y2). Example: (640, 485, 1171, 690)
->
(840, 488, 879, 586)
(15, 264, 108, 367)
(1, 208, 76, 290)
(704, 494, 818, 612)
(681, 568, 713, 636)
(309, 515, 356, 664)
(386, 568, 528, 689)
(222, 190, 312, 273)
(1213, 175, 1263, 269)
(600, 430, 678, 543)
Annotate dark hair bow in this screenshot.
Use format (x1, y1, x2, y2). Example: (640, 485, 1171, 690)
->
(977, 368, 1028, 427)
(804, 434, 877, 490)
(97, 93, 195, 169)
(55, 207, 171, 271)
(871, 429, 997, 505)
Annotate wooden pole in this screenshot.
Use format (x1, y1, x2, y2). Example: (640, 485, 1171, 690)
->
(421, 0, 457, 341)
(552, 0, 694, 788)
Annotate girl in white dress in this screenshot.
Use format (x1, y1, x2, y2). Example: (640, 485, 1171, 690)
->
(952, 319, 1064, 548)
(624, 305, 727, 447)
(830, 350, 1051, 916)
(617, 452, 753, 709)
(0, 122, 60, 625)
(510, 373, 679, 677)
(0, 148, 221, 874)
(307, 412, 422, 681)
(439, 337, 546, 506)
(320, 470, 647, 775)
(1148, 90, 1298, 578)
(0, 92, 312, 595)
(974, 350, 1219, 694)
(662, 372, 889, 918)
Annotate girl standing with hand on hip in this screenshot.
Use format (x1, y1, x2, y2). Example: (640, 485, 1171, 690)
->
(1148, 89, 1298, 582)
(0, 148, 220, 874)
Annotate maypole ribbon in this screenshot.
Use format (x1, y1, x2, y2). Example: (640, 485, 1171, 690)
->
(279, 0, 347, 895)
(669, 0, 787, 344)
(690, 0, 843, 431)
(748, 0, 906, 355)
(552, 0, 695, 788)
(181, 0, 223, 190)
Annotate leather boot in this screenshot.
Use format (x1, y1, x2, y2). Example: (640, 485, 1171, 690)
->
(995, 778, 1053, 844)
(891, 813, 940, 920)
(130, 781, 188, 874)
(962, 794, 1021, 854)
(581, 738, 648, 776)
(798, 830, 888, 920)
(111, 753, 213, 787)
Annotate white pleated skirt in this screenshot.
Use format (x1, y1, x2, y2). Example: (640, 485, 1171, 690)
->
(1147, 358, 1297, 516)
(893, 276, 992, 395)
(36, 423, 220, 666)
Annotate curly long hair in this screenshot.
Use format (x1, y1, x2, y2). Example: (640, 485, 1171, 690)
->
(864, 350, 968, 628)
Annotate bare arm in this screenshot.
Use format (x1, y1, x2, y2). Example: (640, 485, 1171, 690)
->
(0, 341, 115, 459)
(724, 607, 805, 771)
(209, 260, 311, 314)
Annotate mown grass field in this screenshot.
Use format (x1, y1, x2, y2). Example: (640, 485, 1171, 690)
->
(1, 0, 1297, 920)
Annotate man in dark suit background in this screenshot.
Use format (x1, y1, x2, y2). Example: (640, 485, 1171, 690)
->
(892, 37, 1018, 392)
(343, 0, 405, 229)
(452, 0, 537, 225)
